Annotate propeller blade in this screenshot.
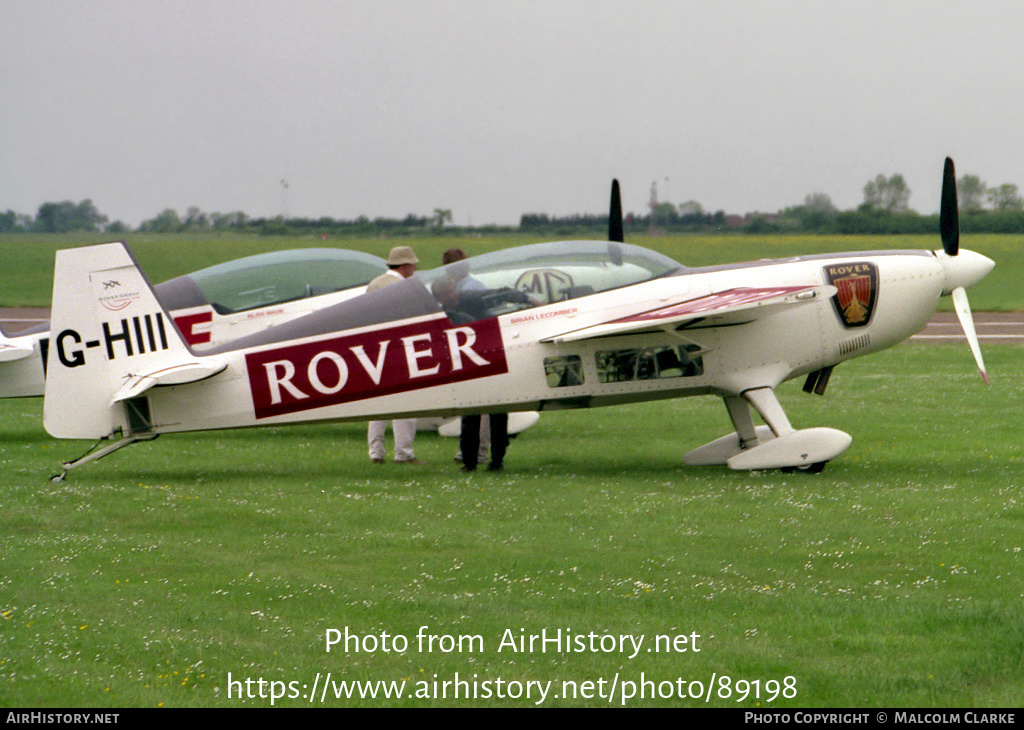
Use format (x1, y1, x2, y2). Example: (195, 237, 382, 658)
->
(940, 157, 960, 256)
(951, 286, 989, 384)
(609, 179, 624, 243)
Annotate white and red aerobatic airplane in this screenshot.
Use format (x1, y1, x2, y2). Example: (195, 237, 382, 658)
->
(41, 160, 992, 478)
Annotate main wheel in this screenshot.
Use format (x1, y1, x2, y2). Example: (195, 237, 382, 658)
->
(780, 461, 827, 474)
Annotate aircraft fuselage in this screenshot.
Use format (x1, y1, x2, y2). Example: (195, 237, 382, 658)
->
(124, 249, 945, 435)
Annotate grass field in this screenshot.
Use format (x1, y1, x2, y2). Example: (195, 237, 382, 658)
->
(2, 342, 1022, 707)
(1, 232, 1019, 707)
(0, 232, 1019, 310)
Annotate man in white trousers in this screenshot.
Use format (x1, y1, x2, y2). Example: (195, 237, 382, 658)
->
(366, 246, 422, 465)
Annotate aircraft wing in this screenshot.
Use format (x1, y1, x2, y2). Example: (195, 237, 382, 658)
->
(542, 285, 836, 344)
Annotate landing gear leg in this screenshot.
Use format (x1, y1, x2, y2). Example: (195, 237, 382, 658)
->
(684, 387, 852, 471)
(724, 395, 760, 450)
(741, 387, 794, 439)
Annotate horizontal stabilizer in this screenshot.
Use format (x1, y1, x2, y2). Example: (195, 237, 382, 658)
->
(543, 285, 835, 343)
(0, 335, 34, 362)
(110, 359, 228, 404)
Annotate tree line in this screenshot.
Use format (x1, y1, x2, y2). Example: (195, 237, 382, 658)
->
(0, 202, 503, 238)
(4, 173, 1024, 237)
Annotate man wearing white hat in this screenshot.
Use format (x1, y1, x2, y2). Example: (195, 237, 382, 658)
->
(366, 246, 422, 464)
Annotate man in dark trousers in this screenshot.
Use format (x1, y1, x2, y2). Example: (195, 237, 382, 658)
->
(459, 412, 508, 472)
(440, 248, 510, 473)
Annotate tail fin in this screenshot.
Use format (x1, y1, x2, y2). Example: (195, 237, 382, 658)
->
(0, 324, 45, 399)
(43, 242, 201, 439)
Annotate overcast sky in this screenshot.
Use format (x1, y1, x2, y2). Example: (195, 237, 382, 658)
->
(3, 1, 1023, 227)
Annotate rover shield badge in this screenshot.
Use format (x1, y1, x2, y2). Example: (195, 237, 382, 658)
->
(824, 262, 878, 328)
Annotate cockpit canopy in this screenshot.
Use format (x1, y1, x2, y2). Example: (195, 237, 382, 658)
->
(155, 248, 387, 314)
(420, 240, 685, 321)
(204, 240, 687, 353)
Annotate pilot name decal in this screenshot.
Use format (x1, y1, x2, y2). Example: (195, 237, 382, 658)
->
(246, 316, 508, 419)
(824, 262, 878, 328)
(509, 306, 578, 326)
